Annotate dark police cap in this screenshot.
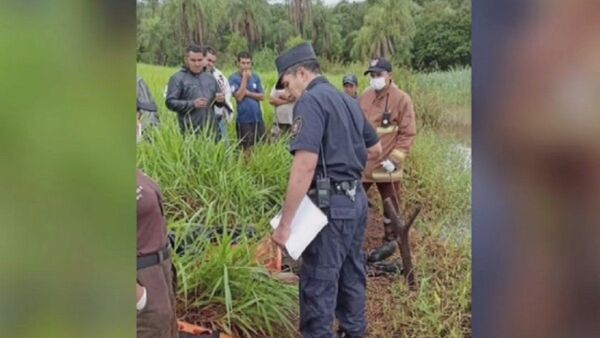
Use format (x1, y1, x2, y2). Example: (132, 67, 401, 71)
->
(342, 74, 358, 86)
(137, 99, 157, 112)
(275, 42, 317, 89)
(364, 57, 392, 75)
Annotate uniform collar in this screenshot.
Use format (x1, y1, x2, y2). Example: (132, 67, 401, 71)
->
(306, 76, 329, 91)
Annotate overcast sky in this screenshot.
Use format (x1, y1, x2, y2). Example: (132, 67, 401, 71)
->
(268, 0, 365, 6)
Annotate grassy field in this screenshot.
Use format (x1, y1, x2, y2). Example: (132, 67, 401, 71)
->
(137, 63, 471, 337)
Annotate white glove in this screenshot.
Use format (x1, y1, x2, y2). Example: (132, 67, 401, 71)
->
(136, 286, 147, 311)
(380, 159, 396, 173)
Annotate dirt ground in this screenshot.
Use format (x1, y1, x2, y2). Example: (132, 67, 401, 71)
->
(363, 200, 406, 338)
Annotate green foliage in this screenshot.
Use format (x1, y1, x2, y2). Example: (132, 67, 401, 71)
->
(137, 123, 290, 229)
(374, 231, 471, 337)
(137, 0, 471, 70)
(228, 0, 270, 51)
(137, 63, 471, 337)
(403, 128, 471, 233)
(284, 35, 311, 50)
(250, 48, 279, 73)
(412, 2, 471, 70)
(264, 18, 296, 52)
(307, 1, 343, 61)
(225, 33, 249, 62)
(351, 0, 417, 66)
(398, 66, 471, 132)
(172, 223, 298, 337)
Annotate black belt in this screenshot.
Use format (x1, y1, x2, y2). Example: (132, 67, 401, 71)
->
(137, 244, 171, 270)
(308, 180, 358, 196)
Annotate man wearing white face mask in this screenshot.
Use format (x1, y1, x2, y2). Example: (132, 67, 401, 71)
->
(359, 57, 417, 262)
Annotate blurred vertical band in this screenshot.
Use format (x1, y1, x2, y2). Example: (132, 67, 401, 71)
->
(474, 1, 600, 337)
(0, 1, 135, 337)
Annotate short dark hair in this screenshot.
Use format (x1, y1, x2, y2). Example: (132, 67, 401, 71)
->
(284, 60, 321, 76)
(237, 51, 252, 61)
(206, 45, 217, 56)
(186, 44, 207, 56)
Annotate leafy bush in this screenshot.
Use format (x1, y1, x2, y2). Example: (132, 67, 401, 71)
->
(284, 35, 310, 50)
(225, 33, 249, 62)
(250, 48, 279, 73)
(412, 4, 471, 71)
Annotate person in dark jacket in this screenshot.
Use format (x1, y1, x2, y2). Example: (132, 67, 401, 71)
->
(137, 75, 160, 131)
(165, 44, 225, 138)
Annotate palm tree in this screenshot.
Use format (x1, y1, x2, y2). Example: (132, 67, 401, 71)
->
(229, 0, 269, 51)
(288, 0, 312, 37)
(351, 0, 416, 65)
(163, 0, 208, 46)
(309, 2, 342, 59)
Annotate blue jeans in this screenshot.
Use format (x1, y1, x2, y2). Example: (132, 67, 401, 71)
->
(299, 187, 368, 338)
(218, 118, 229, 143)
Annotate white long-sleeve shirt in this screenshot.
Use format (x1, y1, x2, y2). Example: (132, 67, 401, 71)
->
(212, 68, 233, 121)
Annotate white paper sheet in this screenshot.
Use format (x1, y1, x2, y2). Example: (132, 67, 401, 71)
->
(270, 196, 328, 260)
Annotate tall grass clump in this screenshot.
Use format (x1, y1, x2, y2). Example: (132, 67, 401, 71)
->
(137, 118, 290, 232)
(402, 128, 471, 241)
(170, 220, 298, 338)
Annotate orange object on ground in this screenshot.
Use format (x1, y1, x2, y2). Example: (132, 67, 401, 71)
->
(177, 320, 235, 338)
(255, 238, 282, 273)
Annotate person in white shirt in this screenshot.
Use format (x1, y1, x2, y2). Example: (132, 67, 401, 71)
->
(206, 46, 233, 142)
(268, 85, 295, 139)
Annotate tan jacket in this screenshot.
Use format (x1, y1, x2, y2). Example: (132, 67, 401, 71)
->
(359, 83, 416, 182)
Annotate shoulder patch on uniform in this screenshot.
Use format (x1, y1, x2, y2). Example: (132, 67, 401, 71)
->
(291, 116, 303, 139)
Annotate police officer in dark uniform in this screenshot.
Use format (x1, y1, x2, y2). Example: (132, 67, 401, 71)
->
(271, 43, 383, 338)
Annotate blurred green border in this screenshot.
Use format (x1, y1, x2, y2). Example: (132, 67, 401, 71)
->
(0, 1, 135, 337)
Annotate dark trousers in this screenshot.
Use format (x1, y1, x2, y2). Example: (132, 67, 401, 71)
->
(363, 181, 401, 241)
(137, 259, 179, 338)
(236, 120, 265, 149)
(300, 188, 368, 338)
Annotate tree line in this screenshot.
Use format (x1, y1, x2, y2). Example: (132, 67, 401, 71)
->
(137, 0, 470, 71)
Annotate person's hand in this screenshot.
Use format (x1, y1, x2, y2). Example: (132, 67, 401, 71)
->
(279, 91, 293, 102)
(243, 69, 252, 79)
(193, 98, 208, 108)
(215, 93, 225, 103)
(272, 223, 291, 249)
(380, 159, 396, 173)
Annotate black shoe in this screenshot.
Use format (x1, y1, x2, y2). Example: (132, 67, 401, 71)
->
(367, 259, 403, 277)
(367, 241, 398, 263)
(337, 328, 362, 338)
